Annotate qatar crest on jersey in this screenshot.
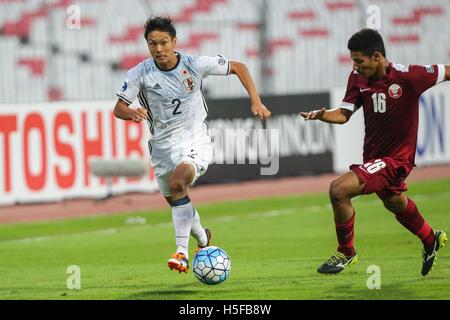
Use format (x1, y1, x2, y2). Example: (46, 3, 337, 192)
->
(183, 77, 196, 92)
(388, 83, 402, 99)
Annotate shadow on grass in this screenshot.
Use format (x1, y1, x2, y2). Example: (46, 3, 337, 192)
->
(324, 282, 416, 300)
(124, 283, 201, 300)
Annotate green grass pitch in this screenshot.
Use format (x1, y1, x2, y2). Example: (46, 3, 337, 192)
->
(0, 179, 449, 300)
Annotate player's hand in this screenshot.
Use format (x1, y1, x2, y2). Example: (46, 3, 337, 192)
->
(299, 108, 326, 121)
(251, 102, 271, 121)
(131, 107, 148, 123)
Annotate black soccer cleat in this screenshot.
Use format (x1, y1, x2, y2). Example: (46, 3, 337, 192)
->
(317, 252, 359, 275)
(421, 230, 447, 276)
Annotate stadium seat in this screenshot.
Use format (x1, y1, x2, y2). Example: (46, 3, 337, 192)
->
(17, 57, 45, 76)
(0, 0, 449, 102)
(109, 26, 143, 44)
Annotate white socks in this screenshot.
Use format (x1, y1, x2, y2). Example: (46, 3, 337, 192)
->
(172, 197, 207, 259)
(172, 196, 194, 258)
(191, 209, 208, 247)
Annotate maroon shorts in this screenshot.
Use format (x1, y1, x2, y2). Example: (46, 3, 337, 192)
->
(350, 157, 412, 200)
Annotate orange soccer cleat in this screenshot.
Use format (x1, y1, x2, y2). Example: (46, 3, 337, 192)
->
(167, 252, 189, 273)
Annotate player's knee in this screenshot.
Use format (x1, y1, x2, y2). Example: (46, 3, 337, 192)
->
(382, 199, 406, 214)
(168, 178, 187, 195)
(329, 179, 349, 203)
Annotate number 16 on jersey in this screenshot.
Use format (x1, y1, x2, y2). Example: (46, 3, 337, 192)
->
(371, 93, 386, 113)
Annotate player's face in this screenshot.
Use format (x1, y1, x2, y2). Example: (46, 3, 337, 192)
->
(350, 51, 379, 78)
(147, 31, 177, 68)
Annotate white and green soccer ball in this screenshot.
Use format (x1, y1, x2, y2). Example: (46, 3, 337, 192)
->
(193, 246, 231, 285)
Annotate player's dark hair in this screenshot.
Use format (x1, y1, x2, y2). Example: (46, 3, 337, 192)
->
(347, 28, 386, 57)
(144, 16, 176, 40)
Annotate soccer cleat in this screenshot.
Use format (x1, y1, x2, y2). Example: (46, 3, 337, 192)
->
(167, 253, 189, 273)
(421, 230, 447, 276)
(317, 252, 359, 275)
(195, 228, 212, 253)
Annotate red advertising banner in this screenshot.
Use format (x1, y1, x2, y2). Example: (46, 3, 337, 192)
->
(0, 101, 157, 205)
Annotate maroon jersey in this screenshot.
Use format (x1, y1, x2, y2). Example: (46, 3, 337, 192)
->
(340, 63, 446, 169)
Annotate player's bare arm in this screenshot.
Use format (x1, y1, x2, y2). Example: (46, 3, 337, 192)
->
(114, 99, 148, 123)
(229, 61, 271, 120)
(299, 107, 352, 124)
(445, 65, 450, 81)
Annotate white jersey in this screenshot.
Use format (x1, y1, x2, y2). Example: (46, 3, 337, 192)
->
(116, 52, 230, 154)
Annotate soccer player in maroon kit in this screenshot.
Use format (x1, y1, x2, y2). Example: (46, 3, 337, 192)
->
(300, 29, 450, 275)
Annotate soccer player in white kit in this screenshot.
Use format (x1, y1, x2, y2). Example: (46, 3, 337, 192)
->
(114, 16, 271, 273)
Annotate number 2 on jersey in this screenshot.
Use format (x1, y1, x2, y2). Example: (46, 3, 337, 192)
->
(371, 93, 386, 113)
(172, 99, 182, 115)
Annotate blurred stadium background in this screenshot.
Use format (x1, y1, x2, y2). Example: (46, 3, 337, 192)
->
(1, 0, 449, 205)
(0, 0, 449, 300)
(1, 0, 449, 102)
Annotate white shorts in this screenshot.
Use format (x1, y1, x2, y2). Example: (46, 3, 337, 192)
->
(149, 137, 213, 197)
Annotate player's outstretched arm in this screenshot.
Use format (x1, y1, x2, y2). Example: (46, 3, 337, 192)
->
(113, 99, 148, 123)
(229, 61, 271, 120)
(299, 107, 352, 124)
(445, 65, 450, 81)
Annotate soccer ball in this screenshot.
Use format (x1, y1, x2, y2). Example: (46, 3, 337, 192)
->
(193, 246, 231, 285)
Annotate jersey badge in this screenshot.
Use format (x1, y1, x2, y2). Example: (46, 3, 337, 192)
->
(388, 83, 402, 99)
(183, 77, 196, 92)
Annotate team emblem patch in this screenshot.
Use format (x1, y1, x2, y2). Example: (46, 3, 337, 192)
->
(183, 77, 196, 92)
(218, 56, 226, 66)
(388, 84, 402, 98)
